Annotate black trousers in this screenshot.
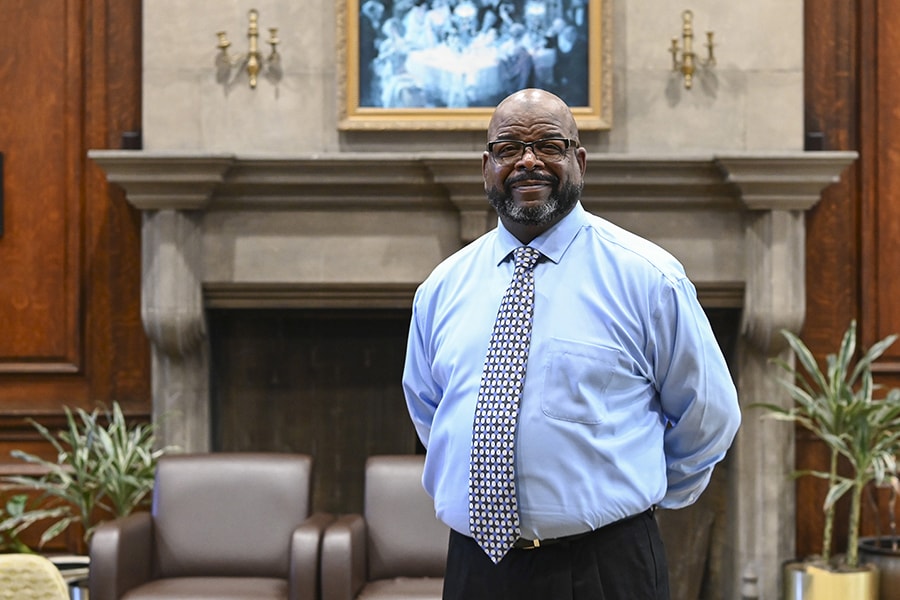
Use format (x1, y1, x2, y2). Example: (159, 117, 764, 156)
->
(442, 510, 670, 600)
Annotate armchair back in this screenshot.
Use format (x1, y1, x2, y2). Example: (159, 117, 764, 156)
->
(152, 453, 312, 579)
(364, 455, 448, 580)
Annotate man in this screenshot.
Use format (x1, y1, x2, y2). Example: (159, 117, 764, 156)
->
(402, 88, 741, 599)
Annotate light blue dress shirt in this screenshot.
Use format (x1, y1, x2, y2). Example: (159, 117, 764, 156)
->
(403, 202, 741, 541)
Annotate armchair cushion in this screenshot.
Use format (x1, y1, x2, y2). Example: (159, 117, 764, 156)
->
(358, 578, 444, 600)
(119, 577, 286, 600)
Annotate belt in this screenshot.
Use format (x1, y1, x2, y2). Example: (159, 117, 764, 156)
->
(512, 530, 593, 550)
(511, 508, 655, 551)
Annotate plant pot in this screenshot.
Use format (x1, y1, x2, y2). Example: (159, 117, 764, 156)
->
(784, 560, 879, 600)
(859, 536, 900, 600)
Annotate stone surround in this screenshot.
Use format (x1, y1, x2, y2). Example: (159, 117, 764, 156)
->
(91, 148, 855, 599)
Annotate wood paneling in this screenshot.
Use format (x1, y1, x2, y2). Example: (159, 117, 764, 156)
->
(799, 0, 900, 560)
(800, 0, 861, 562)
(0, 0, 81, 373)
(0, 0, 148, 414)
(803, 0, 860, 345)
(0, 0, 149, 554)
(0, 1, 147, 555)
(863, 0, 900, 371)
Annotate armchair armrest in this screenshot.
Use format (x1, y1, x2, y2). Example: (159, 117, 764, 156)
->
(88, 511, 153, 600)
(289, 511, 335, 600)
(320, 514, 367, 600)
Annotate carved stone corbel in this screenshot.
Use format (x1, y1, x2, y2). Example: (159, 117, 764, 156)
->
(141, 209, 206, 358)
(740, 209, 807, 354)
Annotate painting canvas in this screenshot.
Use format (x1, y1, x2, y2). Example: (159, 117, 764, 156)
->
(339, 0, 610, 130)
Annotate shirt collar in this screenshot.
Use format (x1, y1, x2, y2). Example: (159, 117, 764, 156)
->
(493, 202, 588, 265)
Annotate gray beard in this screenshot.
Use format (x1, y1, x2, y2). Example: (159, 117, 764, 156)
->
(487, 179, 582, 226)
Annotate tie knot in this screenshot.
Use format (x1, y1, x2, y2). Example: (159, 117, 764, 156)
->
(513, 246, 541, 271)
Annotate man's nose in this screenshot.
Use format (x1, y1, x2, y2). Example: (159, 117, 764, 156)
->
(519, 147, 542, 167)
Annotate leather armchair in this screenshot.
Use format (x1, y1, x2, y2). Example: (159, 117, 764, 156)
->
(321, 454, 448, 600)
(89, 452, 332, 600)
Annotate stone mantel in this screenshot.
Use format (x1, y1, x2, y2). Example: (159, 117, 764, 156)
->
(91, 148, 857, 600)
(89, 150, 854, 212)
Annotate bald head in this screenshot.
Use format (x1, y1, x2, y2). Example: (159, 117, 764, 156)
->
(488, 88, 579, 142)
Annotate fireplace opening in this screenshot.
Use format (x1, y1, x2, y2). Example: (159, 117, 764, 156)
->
(208, 307, 419, 515)
(209, 306, 739, 515)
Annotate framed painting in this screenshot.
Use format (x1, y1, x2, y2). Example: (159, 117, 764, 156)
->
(338, 0, 611, 130)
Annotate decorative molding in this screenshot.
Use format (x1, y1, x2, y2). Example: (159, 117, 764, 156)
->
(716, 152, 858, 211)
(204, 282, 418, 309)
(89, 149, 858, 215)
(88, 152, 233, 210)
(0, 361, 79, 374)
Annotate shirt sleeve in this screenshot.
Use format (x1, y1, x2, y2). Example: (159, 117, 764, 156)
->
(402, 292, 440, 448)
(652, 277, 741, 508)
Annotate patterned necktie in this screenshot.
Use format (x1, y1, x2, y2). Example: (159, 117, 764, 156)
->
(469, 245, 541, 563)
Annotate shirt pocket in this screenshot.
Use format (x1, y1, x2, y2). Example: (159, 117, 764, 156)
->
(540, 338, 620, 424)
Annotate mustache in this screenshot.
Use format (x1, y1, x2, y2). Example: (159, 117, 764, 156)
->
(505, 172, 558, 189)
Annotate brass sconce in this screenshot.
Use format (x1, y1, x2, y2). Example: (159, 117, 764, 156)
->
(669, 10, 715, 89)
(215, 9, 281, 89)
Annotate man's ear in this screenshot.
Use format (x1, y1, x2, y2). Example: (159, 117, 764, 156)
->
(576, 147, 587, 176)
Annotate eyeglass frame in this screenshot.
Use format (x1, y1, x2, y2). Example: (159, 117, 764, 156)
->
(486, 137, 580, 164)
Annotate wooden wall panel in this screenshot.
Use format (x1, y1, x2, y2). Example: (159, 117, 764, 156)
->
(864, 0, 900, 373)
(0, 0, 81, 373)
(800, 0, 862, 561)
(0, 0, 149, 476)
(803, 0, 860, 344)
(800, 0, 900, 560)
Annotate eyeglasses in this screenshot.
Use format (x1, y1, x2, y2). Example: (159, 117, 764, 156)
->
(486, 138, 579, 165)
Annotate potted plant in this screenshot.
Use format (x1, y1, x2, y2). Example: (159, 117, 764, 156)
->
(0, 402, 170, 592)
(756, 320, 900, 600)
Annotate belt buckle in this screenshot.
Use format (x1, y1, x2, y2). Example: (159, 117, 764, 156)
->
(519, 538, 541, 550)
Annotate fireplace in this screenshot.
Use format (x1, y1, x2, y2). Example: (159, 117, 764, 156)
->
(207, 306, 417, 515)
(91, 149, 856, 599)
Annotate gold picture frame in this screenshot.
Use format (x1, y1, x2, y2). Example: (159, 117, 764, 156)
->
(338, 0, 611, 131)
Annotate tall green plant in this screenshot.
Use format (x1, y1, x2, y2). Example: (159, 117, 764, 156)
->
(0, 402, 168, 548)
(756, 320, 900, 568)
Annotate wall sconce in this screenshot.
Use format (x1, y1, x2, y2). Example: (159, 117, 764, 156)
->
(215, 9, 281, 89)
(669, 10, 715, 89)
